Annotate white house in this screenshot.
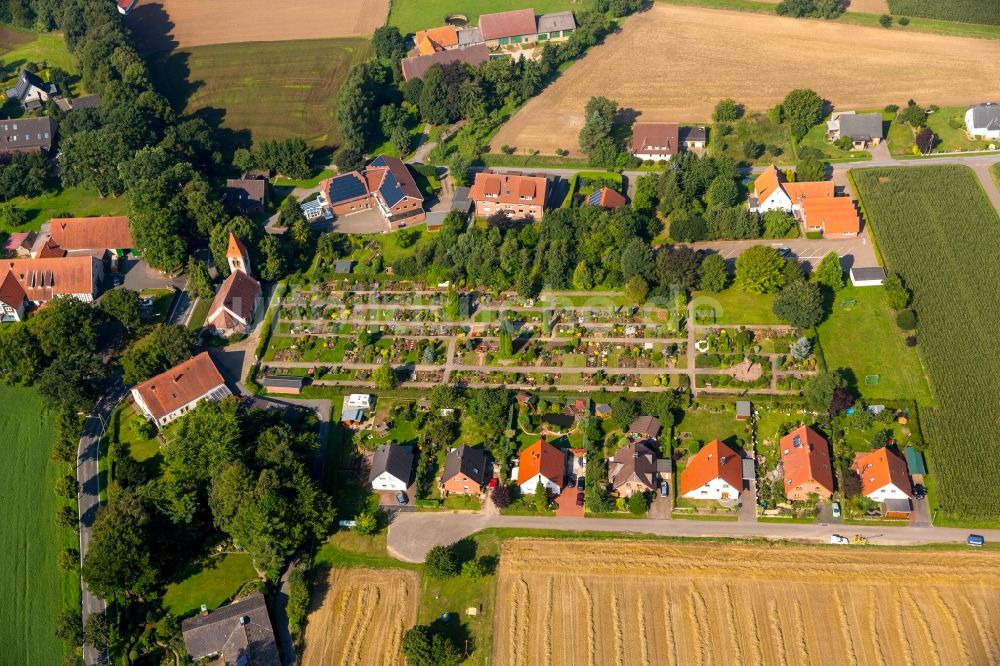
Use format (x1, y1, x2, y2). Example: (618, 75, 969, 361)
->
(854, 448, 913, 502)
(749, 165, 835, 214)
(341, 393, 373, 426)
(629, 123, 680, 161)
(965, 103, 1000, 140)
(515, 439, 565, 496)
(131, 352, 232, 428)
(679, 439, 743, 501)
(369, 443, 412, 491)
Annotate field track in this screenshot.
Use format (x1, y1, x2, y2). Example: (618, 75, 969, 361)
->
(494, 539, 1000, 665)
(492, 4, 1000, 155)
(301, 567, 419, 666)
(127, 0, 388, 53)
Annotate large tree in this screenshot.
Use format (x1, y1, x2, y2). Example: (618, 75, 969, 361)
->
(28, 296, 100, 357)
(773, 280, 824, 328)
(82, 493, 162, 601)
(698, 253, 728, 293)
(101, 288, 142, 331)
(372, 25, 407, 61)
(804, 370, 848, 415)
(781, 88, 825, 140)
(656, 246, 701, 293)
(735, 246, 787, 294)
(578, 96, 618, 154)
(813, 251, 844, 291)
(120, 325, 195, 384)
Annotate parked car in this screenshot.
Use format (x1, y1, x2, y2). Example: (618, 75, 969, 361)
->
(576, 492, 585, 507)
(394, 490, 408, 505)
(913, 484, 927, 500)
(576, 477, 585, 491)
(660, 481, 668, 498)
(829, 534, 849, 545)
(776, 246, 792, 258)
(141, 297, 154, 307)
(337, 519, 357, 529)
(831, 501, 841, 519)
(967, 534, 985, 547)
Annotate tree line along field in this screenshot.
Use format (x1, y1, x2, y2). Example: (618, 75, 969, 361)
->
(494, 539, 1000, 666)
(147, 38, 371, 148)
(851, 166, 1000, 523)
(0, 386, 74, 666)
(887, 0, 1000, 26)
(389, 0, 594, 35)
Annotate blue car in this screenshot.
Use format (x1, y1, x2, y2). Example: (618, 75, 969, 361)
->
(967, 534, 985, 547)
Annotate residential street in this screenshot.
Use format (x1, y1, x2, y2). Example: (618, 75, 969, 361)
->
(385, 511, 1000, 563)
(78, 382, 129, 666)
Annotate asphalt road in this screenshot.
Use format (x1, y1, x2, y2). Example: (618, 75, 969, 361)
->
(386, 511, 1000, 563)
(78, 382, 128, 666)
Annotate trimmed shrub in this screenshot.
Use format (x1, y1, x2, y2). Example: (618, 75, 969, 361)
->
(896, 309, 917, 330)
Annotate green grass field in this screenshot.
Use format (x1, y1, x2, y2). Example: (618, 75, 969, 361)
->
(0, 385, 76, 666)
(7, 186, 128, 232)
(163, 553, 257, 618)
(888, 107, 996, 155)
(148, 38, 371, 148)
(389, 0, 594, 34)
(817, 286, 933, 405)
(691, 287, 781, 325)
(0, 25, 76, 73)
(851, 165, 1000, 523)
(993, 163, 1000, 189)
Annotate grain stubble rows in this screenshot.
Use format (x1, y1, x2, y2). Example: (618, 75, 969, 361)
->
(494, 540, 1000, 666)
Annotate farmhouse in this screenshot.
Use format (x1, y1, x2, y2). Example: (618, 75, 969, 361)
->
(779, 425, 835, 501)
(440, 445, 490, 495)
(205, 234, 261, 337)
(535, 11, 576, 42)
(131, 352, 232, 428)
(0, 116, 55, 156)
(5, 69, 58, 112)
(181, 592, 280, 666)
(46, 216, 134, 266)
(469, 171, 548, 221)
(749, 165, 834, 214)
(479, 8, 538, 47)
(680, 439, 743, 500)
(369, 443, 413, 491)
(608, 441, 658, 497)
(629, 123, 680, 161)
(800, 196, 860, 238)
(628, 415, 662, 440)
(318, 156, 424, 229)
(854, 447, 913, 503)
(515, 438, 565, 495)
(400, 44, 490, 81)
(414, 25, 459, 55)
(341, 393, 373, 427)
(586, 187, 626, 209)
(850, 266, 886, 287)
(827, 112, 884, 148)
(965, 103, 1000, 140)
(223, 177, 268, 215)
(0, 255, 104, 320)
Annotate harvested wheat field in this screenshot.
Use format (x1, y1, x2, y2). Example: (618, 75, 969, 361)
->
(301, 567, 419, 666)
(127, 0, 388, 53)
(494, 540, 1000, 666)
(492, 4, 1000, 155)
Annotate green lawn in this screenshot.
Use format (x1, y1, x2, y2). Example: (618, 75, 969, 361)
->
(816, 286, 933, 405)
(389, 0, 594, 34)
(163, 553, 257, 618)
(992, 163, 1000, 190)
(0, 385, 77, 666)
(149, 38, 371, 148)
(7, 186, 128, 232)
(375, 228, 436, 265)
(691, 287, 781, 325)
(798, 120, 871, 162)
(0, 25, 76, 75)
(273, 169, 334, 189)
(186, 297, 212, 332)
(925, 106, 995, 153)
(673, 408, 750, 451)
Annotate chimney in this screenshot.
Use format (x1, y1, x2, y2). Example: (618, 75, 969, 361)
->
(200, 604, 209, 616)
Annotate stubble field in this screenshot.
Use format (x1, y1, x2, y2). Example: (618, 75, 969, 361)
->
(301, 567, 419, 666)
(127, 0, 388, 53)
(494, 540, 1000, 665)
(492, 3, 1000, 155)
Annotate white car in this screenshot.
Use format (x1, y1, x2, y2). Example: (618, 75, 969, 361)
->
(832, 501, 841, 519)
(829, 534, 849, 545)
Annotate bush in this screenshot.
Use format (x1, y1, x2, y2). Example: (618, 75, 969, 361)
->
(906, 335, 917, 347)
(896, 309, 917, 330)
(55, 475, 78, 499)
(354, 509, 379, 535)
(461, 558, 485, 580)
(879, 14, 892, 27)
(884, 104, 899, 113)
(898, 16, 910, 26)
(834, 136, 854, 151)
(491, 484, 513, 508)
(57, 548, 80, 572)
(424, 544, 458, 578)
(628, 492, 648, 515)
(713, 98, 742, 122)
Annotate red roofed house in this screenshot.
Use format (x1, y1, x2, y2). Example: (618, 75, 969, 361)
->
(586, 187, 627, 209)
(468, 171, 548, 221)
(749, 165, 835, 214)
(414, 25, 459, 55)
(629, 123, 681, 161)
(47, 216, 134, 267)
(680, 439, 743, 500)
(479, 8, 539, 47)
(779, 425, 835, 501)
(206, 234, 261, 336)
(854, 447, 913, 503)
(117, 0, 137, 15)
(516, 439, 565, 495)
(318, 155, 425, 229)
(0, 255, 104, 321)
(800, 197, 860, 238)
(131, 352, 232, 428)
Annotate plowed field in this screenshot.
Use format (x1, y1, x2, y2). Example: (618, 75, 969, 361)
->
(494, 540, 1000, 665)
(301, 568, 419, 666)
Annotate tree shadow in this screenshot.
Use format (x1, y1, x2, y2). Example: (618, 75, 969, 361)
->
(126, 2, 179, 57)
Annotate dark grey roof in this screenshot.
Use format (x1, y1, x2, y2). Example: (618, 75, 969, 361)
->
(333, 260, 354, 274)
(451, 186, 473, 214)
(628, 415, 662, 438)
(457, 27, 483, 46)
(71, 94, 102, 110)
(369, 443, 413, 485)
(742, 458, 755, 480)
(851, 266, 886, 282)
(400, 44, 490, 81)
(369, 155, 423, 207)
(262, 375, 305, 389)
(680, 126, 707, 143)
(656, 458, 672, 474)
(736, 401, 752, 417)
(441, 445, 489, 486)
(883, 498, 912, 513)
(537, 11, 576, 33)
(0, 116, 56, 153)
(424, 211, 448, 228)
(225, 178, 267, 204)
(609, 441, 657, 491)
(834, 113, 884, 141)
(970, 103, 1000, 131)
(181, 592, 281, 666)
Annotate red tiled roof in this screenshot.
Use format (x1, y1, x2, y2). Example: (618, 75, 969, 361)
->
(414, 25, 459, 54)
(36, 239, 65, 258)
(801, 197, 859, 236)
(593, 187, 626, 209)
(680, 439, 743, 497)
(0, 269, 27, 309)
(0, 256, 97, 302)
(779, 425, 834, 500)
(784, 180, 835, 204)
(854, 448, 913, 498)
(518, 439, 565, 488)
(468, 171, 548, 208)
(49, 216, 132, 251)
(208, 269, 260, 326)
(479, 8, 537, 40)
(630, 123, 680, 155)
(132, 352, 227, 421)
(226, 233, 249, 259)
(400, 44, 490, 81)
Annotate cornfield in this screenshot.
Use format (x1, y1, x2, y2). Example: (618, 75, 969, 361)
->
(886, 0, 1000, 26)
(852, 166, 1000, 521)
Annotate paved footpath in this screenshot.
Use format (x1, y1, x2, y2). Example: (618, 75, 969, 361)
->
(386, 511, 1000, 563)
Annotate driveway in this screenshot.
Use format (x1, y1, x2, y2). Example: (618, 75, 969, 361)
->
(555, 488, 584, 517)
(648, 488, 672, 520)
(328, 209, 388, 234)
(120, 258, 185, 292)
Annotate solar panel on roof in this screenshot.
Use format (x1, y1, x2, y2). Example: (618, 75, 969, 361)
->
(379, 171, 406, 207)
(586, 190, 603, 206)
(326, 174, 367, 204)
(369, 156, 388, 168)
